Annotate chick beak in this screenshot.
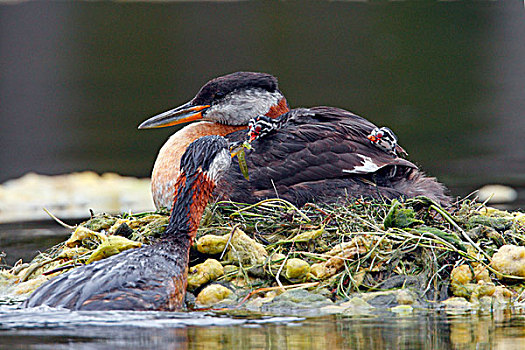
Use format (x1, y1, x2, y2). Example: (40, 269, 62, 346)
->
(229, 141, 253, 158)
(138, 101, 210, 129)
(367, 135, 377, 142)
(229, 143, 244, 158)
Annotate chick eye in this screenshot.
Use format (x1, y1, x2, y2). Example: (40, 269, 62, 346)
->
(215, 91, 225, 98)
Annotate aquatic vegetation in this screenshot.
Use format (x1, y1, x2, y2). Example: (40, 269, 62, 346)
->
(1, 196, 524, 310)
(195, 284, 234, 307)
(491, 245, 525, 277)
(187, 259, 224, 291)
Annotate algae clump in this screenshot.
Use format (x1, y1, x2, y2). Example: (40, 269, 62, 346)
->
(187, 259, 224, 291)
(86, 235, 142, 264)
(196, 284, 233, 307)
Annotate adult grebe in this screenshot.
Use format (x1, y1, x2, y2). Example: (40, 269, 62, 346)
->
(139, 72, 449, 208)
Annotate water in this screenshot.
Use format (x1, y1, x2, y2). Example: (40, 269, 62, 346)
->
(1, 1, 525, 348)
(1, 305, 524, 349)
(0, 222, 71, 266)
(0, 307, 303, 350)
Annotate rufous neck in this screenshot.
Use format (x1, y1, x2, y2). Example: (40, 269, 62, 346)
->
(265, 97, 290, 119)
(165, 171, 215, 242)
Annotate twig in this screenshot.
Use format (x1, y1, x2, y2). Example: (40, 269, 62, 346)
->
(42, 263, 83, 276)
(429, 204, 492, 261)
(230, 198, 311, 223)
(43, 208, 75, 229)
(219, 224, 240, 260)
(236, 282, 319, 307)
(275, 252, 290, 289)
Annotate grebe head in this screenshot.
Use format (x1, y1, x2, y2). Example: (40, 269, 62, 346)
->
(138, 72, 289, 129)
(367, 127, 399, 155)
(247, 115, 279, 142)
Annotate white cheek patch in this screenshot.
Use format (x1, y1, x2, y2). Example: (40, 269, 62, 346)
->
(342, 155, 381, 174)
(206, 89, 283, 125)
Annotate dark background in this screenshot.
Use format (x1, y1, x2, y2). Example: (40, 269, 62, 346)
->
(1, 1, 524, 204)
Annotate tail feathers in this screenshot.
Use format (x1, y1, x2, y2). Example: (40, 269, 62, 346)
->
(391, 169, 451, 206)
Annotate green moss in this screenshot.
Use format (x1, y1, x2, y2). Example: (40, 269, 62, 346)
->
(383, 200, 424, 229)
(83, 215, 117, 231)
(467, 215, 513, 232)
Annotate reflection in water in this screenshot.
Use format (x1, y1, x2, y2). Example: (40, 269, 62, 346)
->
(1, 309, 525, 349)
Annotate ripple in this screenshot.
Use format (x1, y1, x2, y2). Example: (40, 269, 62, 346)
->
(0, 305, 304, 330)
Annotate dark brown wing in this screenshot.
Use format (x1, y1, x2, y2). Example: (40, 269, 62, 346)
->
(220, 107, 424, 206)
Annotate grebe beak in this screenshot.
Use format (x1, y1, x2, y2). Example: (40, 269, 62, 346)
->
(138, 101, 210, 129)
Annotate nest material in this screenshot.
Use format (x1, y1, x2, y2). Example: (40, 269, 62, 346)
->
(1, 196, 524, 308)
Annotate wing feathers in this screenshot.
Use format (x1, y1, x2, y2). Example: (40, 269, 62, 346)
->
(220, 106, 447, 206)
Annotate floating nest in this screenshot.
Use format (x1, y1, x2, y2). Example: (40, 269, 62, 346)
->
(1, 196, 524, 311)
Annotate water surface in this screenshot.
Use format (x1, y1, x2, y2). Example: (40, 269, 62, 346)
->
(1, 305, 525, 349)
